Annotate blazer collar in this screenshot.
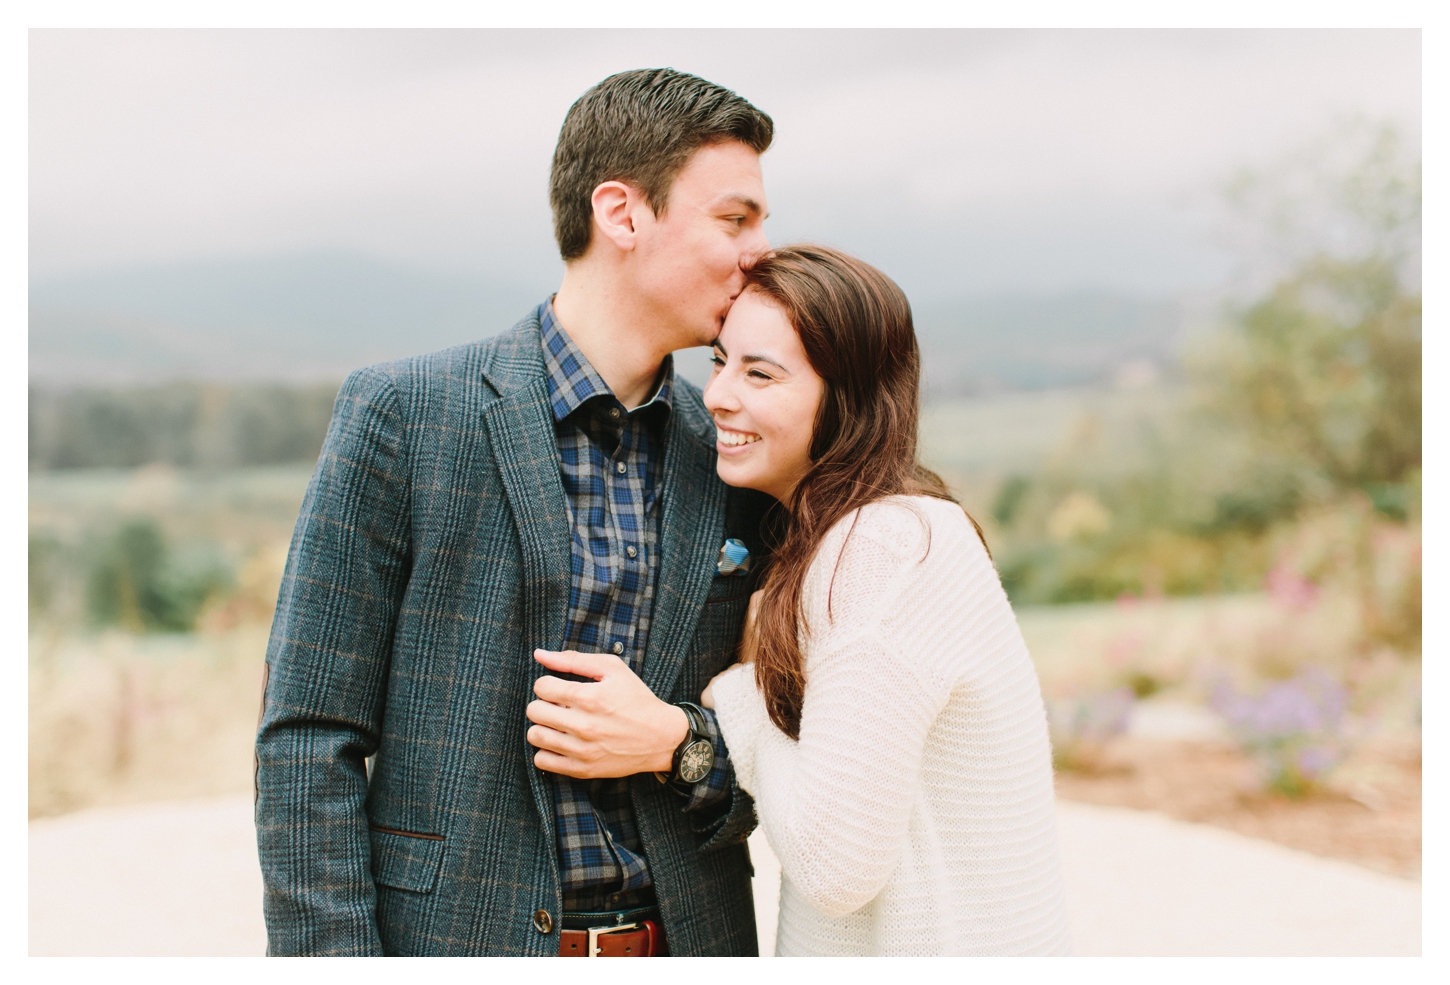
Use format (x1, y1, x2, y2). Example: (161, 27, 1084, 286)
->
(480, 309, 549, 399)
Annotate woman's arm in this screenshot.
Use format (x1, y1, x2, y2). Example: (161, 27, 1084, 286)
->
(710, 507, 954, 917)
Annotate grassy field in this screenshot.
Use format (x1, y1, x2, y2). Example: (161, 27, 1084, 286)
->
(919, 382, 1178, 480)
(29, 624, 267, 818)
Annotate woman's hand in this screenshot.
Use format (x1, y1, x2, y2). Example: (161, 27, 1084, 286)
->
(700, 663, 746, 710)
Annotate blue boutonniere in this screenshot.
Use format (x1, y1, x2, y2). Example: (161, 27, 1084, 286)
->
(717, 538, 752, 576)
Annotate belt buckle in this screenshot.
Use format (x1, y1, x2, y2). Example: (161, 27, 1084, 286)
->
(586, 921, 638, 957)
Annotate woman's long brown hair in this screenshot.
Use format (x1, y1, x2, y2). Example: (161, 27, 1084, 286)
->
(744, 245, 987, 739)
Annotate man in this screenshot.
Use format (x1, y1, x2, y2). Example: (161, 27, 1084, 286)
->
(255, 68, 775, 956)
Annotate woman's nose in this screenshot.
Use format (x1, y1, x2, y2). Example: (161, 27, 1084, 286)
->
(703, 372, 736, 414)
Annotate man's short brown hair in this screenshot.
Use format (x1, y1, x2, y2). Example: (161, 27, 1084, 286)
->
(549, 68, 774, 262)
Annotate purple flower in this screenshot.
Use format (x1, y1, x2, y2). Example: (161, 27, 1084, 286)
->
(1210, 667, 1350, 793)
(1296, 746, 1337, 778)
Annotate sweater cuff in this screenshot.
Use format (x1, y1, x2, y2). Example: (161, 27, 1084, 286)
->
(709, 663, 773, 796)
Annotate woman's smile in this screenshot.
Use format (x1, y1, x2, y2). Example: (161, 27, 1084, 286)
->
(716, 424, 762, 449)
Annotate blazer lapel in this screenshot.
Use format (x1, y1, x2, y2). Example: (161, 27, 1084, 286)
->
(641, 409, 727, 698)
(480, 319, 571, 849)
(483, 384, 571, 645)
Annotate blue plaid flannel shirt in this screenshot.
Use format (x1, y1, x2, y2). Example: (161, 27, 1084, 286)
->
(539, 300, 734, 912)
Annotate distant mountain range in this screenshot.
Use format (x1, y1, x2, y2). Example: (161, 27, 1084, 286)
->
(29, 253, 1191, 396)
(29, 253, 551, 386)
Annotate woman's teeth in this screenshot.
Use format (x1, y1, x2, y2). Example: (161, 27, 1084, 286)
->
(717, 429, 761, 447)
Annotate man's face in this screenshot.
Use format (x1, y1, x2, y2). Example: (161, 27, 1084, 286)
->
(628, 141, 769, 349)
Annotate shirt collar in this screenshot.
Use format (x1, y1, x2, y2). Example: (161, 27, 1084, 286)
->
(539, 298, 674, 424)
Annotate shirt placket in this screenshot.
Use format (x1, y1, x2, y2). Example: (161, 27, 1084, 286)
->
(612, 422, 638, 674)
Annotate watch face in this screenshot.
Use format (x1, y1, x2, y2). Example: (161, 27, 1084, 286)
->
(677, 738, 714, 784)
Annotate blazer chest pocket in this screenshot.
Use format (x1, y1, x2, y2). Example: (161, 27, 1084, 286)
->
(705, 573, 753, 606)
(369, 825, 446, 894)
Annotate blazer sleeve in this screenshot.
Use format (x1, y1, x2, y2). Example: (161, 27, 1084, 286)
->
(254, 366, 413, 956)
(681, 706, 757, 852)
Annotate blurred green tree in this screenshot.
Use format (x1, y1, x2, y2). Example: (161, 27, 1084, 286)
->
(1200, 257, 1420, 502)
(985, 120, 1420, 608)
(1195, 120, 1421, 523)
(85, 520, 232, 632)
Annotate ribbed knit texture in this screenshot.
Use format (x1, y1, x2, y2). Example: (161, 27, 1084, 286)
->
(711, 496, 1072, 956)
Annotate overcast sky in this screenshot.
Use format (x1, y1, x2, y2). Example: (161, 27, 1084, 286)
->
(29, 29, 1420, 301)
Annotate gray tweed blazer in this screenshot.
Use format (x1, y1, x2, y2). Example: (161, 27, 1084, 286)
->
(255, 311, 769, 956)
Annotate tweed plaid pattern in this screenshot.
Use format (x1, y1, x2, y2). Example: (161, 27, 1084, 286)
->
(255, 312, 763, 956)
(539, 302, 733, 908)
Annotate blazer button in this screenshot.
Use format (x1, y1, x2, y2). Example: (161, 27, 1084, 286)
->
(532, 909, 553, 934)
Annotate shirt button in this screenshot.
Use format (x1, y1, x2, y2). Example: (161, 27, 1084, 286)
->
(616, 460, 627, 474)
(612, 641, 625, 655)
(626, 545, 638, 559)
(532, 909, 553, 934)
(609, 407, 621, 419)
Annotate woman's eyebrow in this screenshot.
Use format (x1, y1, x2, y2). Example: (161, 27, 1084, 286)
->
(742, 354, 790, 374)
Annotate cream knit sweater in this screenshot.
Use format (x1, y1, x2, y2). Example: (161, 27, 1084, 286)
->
(711, 496, 1072, 956)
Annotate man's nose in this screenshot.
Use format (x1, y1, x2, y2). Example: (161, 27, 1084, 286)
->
(751, 228, 771, 257)
(739, 225, 770, 265)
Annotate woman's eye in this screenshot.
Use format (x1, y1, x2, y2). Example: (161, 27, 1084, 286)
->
(747, 369, 773, 382)
(709, 354, 725, 367)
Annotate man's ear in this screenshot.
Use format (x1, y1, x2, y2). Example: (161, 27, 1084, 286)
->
(590, 180, 645, 253)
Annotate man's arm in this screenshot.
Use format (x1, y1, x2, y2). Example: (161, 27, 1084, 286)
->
(255, 367, 412, 956)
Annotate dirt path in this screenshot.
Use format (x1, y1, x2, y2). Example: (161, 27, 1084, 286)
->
(29, 795, 1419, 956)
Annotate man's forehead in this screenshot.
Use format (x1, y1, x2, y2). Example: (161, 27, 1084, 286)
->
(674, 142, 765, 193)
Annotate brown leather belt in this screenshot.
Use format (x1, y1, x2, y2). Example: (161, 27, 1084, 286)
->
(557, 919, 663, 957)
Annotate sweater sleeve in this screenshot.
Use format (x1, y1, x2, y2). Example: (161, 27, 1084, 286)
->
(711, 503, 955, 918)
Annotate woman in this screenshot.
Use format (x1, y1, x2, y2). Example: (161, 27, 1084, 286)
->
(700, 245, 1072, 956)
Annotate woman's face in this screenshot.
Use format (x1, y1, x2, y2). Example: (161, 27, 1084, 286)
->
(703, 289, 826, 504)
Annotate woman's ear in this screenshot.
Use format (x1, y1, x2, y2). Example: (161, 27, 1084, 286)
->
(590, 180, 642, 253)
